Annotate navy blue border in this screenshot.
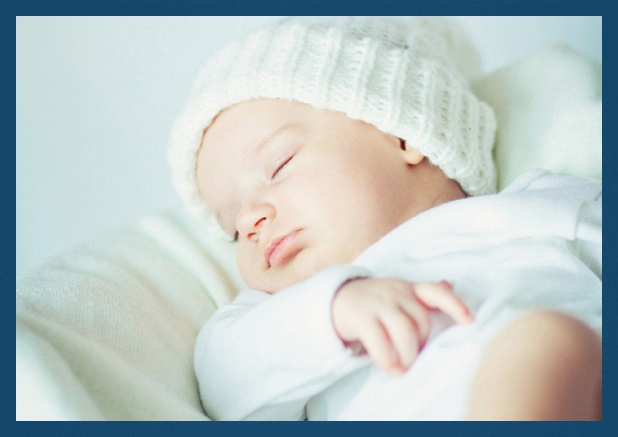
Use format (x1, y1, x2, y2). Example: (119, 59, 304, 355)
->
(7, 417, 617, 435)
(10, 0, 615, 436)
(6, 0, 612, 16)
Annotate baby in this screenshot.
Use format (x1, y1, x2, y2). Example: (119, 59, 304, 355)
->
(170, 17, 602, 420)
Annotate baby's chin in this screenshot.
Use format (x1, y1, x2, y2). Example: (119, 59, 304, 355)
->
(247, 257, 334, 294)
(248, 268, 315, 294)
(243, 248, 365, 294)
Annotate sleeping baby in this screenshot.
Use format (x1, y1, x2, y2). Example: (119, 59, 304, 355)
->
(169, 17, 602, 420)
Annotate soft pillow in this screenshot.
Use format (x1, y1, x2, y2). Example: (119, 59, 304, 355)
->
(472, 43, 602, 190)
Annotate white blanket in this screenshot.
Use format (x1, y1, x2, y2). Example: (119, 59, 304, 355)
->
(16, 211, 244, 420)
(16, 44, 602, 420)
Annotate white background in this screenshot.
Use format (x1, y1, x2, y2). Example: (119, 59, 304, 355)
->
(16, 16, 602, 279)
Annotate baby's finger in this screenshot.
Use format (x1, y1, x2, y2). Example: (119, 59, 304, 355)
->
(413, 281, 473, 324)
(380, 309, 421, 370)
(398, 298, 431, 346)
(360, 320, 402, 374)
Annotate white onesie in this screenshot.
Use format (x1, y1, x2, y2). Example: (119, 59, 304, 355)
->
(194, 170, 602, 420)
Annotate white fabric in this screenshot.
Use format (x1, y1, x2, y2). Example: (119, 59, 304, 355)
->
(16, 210, 244, 420)
(194, 170, 602, 421)
(472, 43, 602, 190)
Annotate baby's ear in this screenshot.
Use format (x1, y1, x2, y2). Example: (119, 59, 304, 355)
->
(400, 141, 425, 165)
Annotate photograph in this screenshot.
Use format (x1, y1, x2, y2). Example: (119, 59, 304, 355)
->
(16, 15, 603, 422)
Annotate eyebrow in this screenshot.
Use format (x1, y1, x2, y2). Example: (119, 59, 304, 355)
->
(252, 122, 300, 157)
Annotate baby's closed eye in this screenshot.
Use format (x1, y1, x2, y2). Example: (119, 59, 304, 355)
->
(270, 153, 295, 180)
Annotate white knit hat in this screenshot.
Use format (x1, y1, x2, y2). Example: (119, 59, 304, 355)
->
(169, 16, 497, 226)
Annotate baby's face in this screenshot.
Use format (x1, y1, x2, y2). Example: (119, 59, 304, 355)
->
(197, 99, 462, 293)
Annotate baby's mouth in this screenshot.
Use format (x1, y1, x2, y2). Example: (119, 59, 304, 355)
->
(265, 230, 301, 268)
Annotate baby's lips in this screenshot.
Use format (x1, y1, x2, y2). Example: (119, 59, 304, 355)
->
(265, 230, 301, 268)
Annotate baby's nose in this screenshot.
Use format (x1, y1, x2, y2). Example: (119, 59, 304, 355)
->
(237, 202, 276, 242)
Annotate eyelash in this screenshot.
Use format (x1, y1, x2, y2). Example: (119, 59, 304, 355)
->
(233, 231, 239, 242)
(271, 155, 294, 179)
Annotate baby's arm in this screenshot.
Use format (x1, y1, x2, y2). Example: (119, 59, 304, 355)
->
(194, 266, 374, 420)
(332, 278, 473, 374)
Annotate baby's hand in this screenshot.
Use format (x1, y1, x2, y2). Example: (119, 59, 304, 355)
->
(332, 278, 472, 374)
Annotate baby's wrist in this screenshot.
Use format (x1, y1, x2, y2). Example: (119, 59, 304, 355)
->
(336, 276, 369, 294)
(331, 276, 370, 343)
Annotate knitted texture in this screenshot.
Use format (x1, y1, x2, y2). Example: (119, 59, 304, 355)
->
(169, 16, 497, 224)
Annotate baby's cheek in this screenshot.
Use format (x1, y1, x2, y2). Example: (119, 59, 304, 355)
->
(237, 247, 262, 288)
(236, 247, 289, 293)
(294, 250, 332, 276)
